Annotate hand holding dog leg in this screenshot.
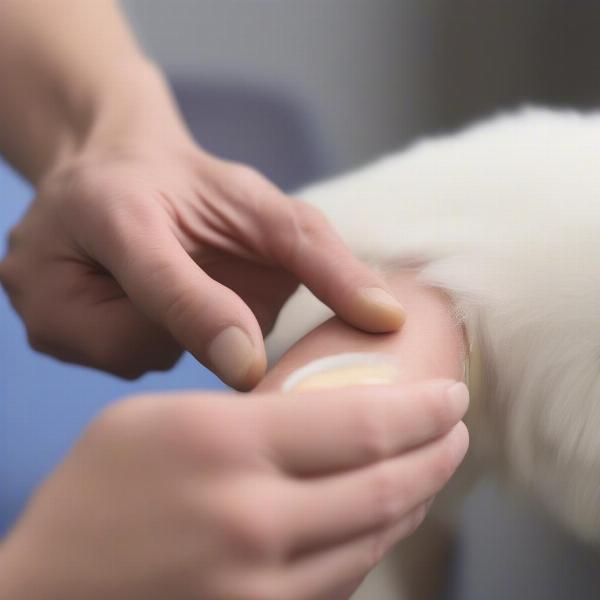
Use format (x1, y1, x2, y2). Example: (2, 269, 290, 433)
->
(0, 380, 466, 600)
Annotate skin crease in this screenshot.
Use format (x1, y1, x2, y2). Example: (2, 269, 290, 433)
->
(0, 272, 469, 600)
(0, 0, 406, 391)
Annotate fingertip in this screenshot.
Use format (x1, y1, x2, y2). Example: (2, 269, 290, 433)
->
(446, 381, 470, 419)
(207, 325, 266, 390)
(351, 286, 406, 332)
(448, 420, 470, 464)
(235, 349, 268, 392)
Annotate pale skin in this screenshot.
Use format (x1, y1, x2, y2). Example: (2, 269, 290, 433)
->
(0, 272, 469, 600)
(259, 271, 466, 392)
(0, 1, 470, 597)
(0, 0, 405, 390)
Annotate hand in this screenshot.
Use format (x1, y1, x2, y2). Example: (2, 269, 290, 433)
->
(0, 67, 404, 389)
(0, 380, 468, 600)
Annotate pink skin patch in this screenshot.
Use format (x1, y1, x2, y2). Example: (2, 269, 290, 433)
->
(282, 352, 400, 392)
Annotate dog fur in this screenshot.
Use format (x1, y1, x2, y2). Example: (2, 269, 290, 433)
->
(266, 108, 600, 598)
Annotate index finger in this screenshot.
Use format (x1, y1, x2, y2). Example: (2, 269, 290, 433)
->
(265, 198, 406, 333)
(260, 379, 468, 475)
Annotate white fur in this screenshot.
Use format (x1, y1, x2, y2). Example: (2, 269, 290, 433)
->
(267, 107, 600, 542)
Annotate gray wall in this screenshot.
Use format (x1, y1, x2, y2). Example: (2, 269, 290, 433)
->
(122, 0, 430, 171)
(123, 0, 600, 173)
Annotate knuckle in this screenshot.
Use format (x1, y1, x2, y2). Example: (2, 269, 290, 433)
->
(59, 163, 146, 209)
(49, 165, 107, 218)
(269, 201, 329, 262)
(296, 201, 329, 233)
(225, 164, 271, 205)
(220, 495, 285, 559)
(56, 166, 159, 257)
(61, 163, 103, 197)
(287, 202, 329, 249)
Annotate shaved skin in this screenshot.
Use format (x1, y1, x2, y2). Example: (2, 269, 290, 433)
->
(255, 269, 467, 600)
(257, 270, 466, 395)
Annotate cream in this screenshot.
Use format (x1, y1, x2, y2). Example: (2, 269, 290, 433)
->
(282, 352, 400, 392)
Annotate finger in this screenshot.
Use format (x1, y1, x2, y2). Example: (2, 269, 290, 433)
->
(99, 221, 266, 390)
(268, 502, 430, 600)
(318, 503, 431, 600)
(262, 380, 469, 475)
(209, 163, 404, 332)
(266, 198, 406, 332)
(280, 423, 467, 553)
(18, 261, 182, 378)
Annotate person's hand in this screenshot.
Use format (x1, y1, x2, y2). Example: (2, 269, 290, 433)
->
(0, 67, 404, 389)
(0, 380, 469, 600)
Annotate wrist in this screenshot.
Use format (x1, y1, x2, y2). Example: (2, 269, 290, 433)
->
(42, 59, 194, 183)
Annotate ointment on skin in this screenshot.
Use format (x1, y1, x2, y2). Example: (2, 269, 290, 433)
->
(282, 352, 400, 392)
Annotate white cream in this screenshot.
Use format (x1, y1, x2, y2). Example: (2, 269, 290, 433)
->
(282, 352, 400, 392)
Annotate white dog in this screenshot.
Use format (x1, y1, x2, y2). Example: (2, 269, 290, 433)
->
(267, 108, 600, 599)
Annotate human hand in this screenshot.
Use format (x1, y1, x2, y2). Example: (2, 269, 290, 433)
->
(0, 380, 468, 600)
(0, 66, 404, 389)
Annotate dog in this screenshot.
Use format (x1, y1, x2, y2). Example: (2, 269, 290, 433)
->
(266, 108, 600, 599)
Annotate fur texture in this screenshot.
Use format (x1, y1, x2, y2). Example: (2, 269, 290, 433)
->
(267, 107, 600, 543)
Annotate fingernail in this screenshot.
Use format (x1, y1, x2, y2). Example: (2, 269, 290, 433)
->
(357, 286, 406, 329)
(208, 326, 256, 389)
(446, 381, 469, 416)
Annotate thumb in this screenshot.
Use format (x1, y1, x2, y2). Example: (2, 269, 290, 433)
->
(102, 224, 266, 390)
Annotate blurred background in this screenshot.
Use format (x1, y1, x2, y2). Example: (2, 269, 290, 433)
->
(3, 1, 600, 598)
